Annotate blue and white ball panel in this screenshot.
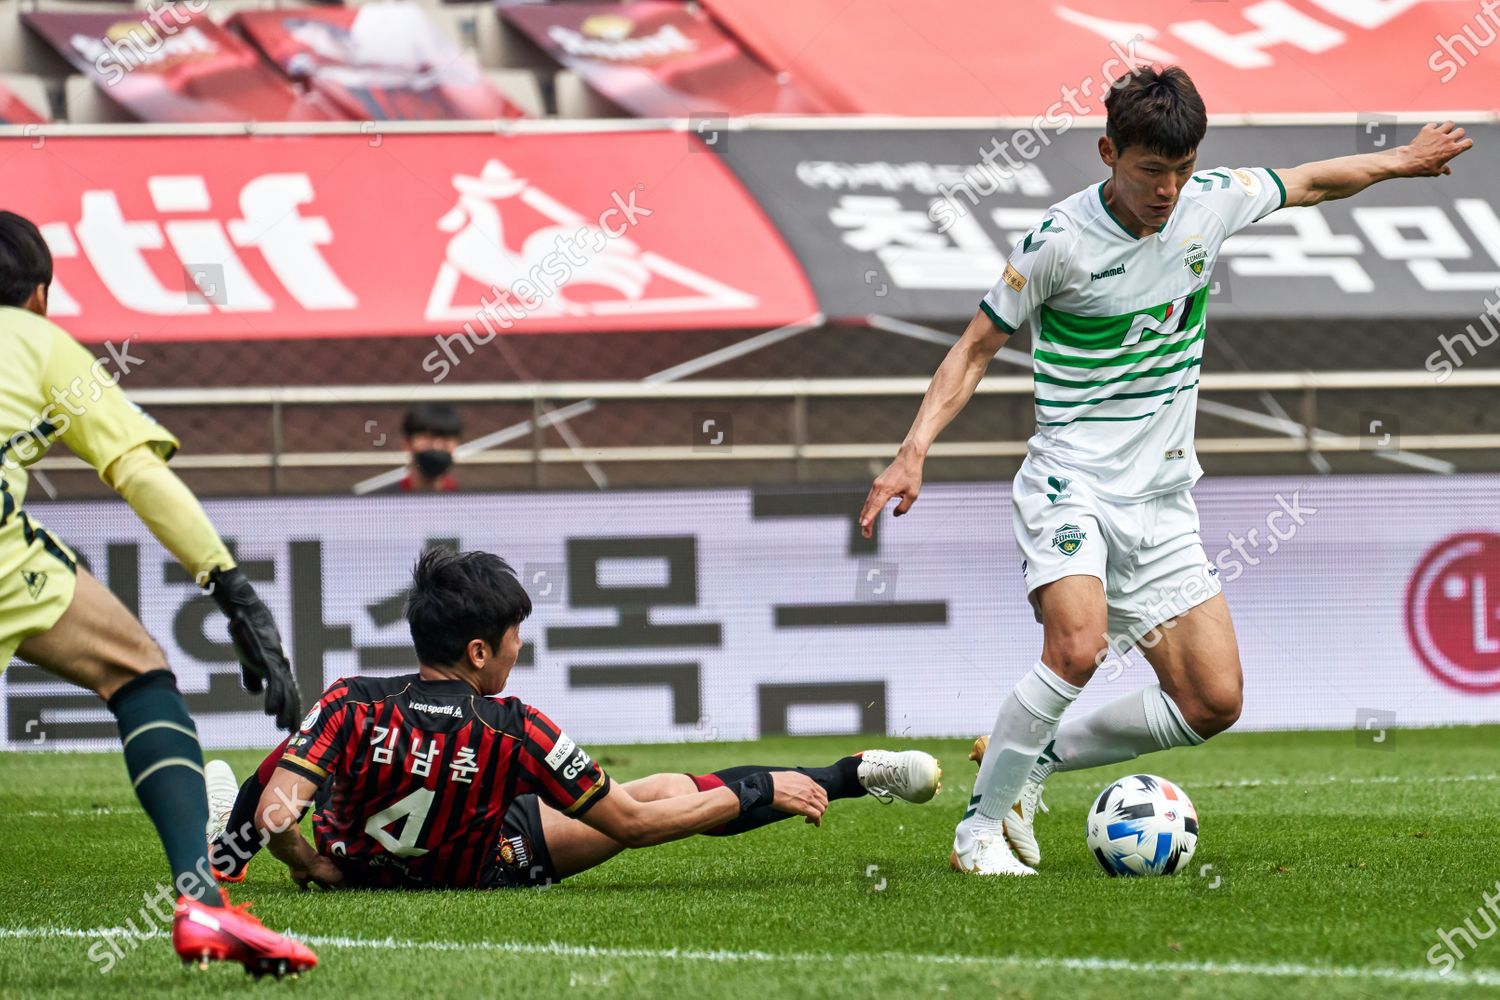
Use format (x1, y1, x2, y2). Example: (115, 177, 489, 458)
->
(1085, 774, 1198, 877)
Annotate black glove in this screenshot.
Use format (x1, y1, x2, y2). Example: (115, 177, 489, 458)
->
(207, 566, 302, 731)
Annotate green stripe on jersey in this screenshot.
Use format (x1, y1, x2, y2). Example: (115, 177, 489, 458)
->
(1037, 382, 1199, 426)
(1035, 326, 1204, 370)
(1035, 371, 1199, 408)
(1039, 287, 1207, 352)
(1034, 353, 1202, 389)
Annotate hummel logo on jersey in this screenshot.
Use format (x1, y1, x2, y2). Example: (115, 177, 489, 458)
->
(1090, 265, 1125, 281)
(1050, 524, 1086, 556)
(22, 570, 46, 599)
(1045, 475, 1072, 503)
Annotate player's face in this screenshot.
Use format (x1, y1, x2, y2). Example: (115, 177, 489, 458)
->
(1105, 142, 1197, 230)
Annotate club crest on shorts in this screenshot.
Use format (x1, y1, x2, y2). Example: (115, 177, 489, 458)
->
(1050, 523, 1086, 556)
(1183, 241, 1207, 277)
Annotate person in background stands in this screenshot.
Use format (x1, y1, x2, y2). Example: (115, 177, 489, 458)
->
(385, 403, 462, 493)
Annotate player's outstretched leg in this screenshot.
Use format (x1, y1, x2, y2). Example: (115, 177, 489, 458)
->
(691, 750, 940, 835)
(16, 570, 316, 976)
(539, 749, 941, 880)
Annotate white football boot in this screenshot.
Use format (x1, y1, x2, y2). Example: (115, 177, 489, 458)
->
(856, 749, 942, 803)
(950, 827, 1037, 876)
(968, 735, 1049, 869)
(204, 758, 239, 842)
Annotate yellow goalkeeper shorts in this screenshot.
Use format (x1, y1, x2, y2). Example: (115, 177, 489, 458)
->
(0, 510, 78, 670)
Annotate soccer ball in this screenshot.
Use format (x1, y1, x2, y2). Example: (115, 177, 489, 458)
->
(1085, 774, 1198, 877)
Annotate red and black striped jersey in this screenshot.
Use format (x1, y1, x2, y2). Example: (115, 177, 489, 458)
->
(280, 674, 609, 889)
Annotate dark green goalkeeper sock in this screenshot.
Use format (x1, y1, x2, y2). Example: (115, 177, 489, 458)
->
(107, 669, 221, 906)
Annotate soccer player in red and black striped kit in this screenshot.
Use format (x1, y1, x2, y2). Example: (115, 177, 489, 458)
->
(207, 549, 943, 891)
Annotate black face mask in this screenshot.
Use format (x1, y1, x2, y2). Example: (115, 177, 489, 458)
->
(413, 449, 454, 478)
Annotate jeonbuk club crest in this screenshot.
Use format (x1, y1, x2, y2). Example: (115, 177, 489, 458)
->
(1051, 523, 1087, 556)
(1183, 241, 1207, 277)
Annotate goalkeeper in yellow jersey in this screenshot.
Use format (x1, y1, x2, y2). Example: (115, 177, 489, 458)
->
(0, 211, 316, 976)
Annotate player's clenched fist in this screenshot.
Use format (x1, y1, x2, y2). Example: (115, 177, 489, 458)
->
(859, 449, 924, 539)
(771, 771, 829, 825)
(208, 566, 303, 731)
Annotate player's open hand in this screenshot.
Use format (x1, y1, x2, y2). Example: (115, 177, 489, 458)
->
(859, 450, 924, 539)
(207, 566, 303, 731)
(1400, 122, 1473, 177)
(771, 771, 829, 826)
(290, 854, 345, 891)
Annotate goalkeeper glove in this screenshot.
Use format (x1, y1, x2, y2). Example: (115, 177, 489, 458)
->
(206, 566, 302, 731)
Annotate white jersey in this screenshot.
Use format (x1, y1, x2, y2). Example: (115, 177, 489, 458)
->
(981, 167, 1285, 502)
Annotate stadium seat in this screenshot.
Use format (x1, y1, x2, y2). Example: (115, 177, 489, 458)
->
(201, 0, 285, 22)
(433, 3, 558, 72)
(430, 2, 503, 69)
(0, 3, 72, 75)
(63, 73, 133, 123)
(553, 69, 627, 120)
(0, 72, 52, 120)
(485, 68, 542, 118)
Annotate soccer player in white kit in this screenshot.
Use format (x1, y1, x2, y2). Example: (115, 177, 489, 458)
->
(858, 66, 1472, 875)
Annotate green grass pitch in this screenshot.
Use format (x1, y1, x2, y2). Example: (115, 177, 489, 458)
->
(2, 727, 1499, 998)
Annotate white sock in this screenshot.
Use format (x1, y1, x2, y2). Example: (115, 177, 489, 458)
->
(960, 661, 1081, 839)
(1029, 683, 1204, 783)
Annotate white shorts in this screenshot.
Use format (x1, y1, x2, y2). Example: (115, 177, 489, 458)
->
(1012, 462, 1222, 654)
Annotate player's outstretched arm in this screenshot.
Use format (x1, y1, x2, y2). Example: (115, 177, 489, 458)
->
(255, 767, 344, 889)
(102, 446, 302, 730)
(859, 308, 1010, 539)
(1276, 121, 1473, 208)
(580, 770, 828, 848)
(43, 323, 302, 729)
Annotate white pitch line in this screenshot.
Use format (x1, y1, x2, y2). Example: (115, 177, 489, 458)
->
(9, 773, 1498, 821)
(1204, 773, 1500, 790)
(0, 926, 1494, 987)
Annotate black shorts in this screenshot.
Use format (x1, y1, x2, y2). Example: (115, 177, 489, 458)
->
(480, 794, 560, 889)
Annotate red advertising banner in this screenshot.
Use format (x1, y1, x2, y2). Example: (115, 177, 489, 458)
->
(500, 1, 827, 117)
(0, 84, 45, 125)
(233, 5, 522, 121)
(10, 131, 816, 343)
(24, 8, 340, 122)
(702, 0, 1500, 116)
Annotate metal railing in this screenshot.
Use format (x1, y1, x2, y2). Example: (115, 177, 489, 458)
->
(29, 369, 1498, 489)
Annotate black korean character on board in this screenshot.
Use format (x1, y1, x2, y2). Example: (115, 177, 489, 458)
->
(547, 537, 722, 650)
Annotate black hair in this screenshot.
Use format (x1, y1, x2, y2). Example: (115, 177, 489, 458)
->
(402, 403, 463, 439)
(406, 548, 531, 667)
(0, 211, 52, 309)
(1104, 65, 1207, 160)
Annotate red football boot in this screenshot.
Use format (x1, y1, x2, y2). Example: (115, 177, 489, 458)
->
(172, 892, 317, 978)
